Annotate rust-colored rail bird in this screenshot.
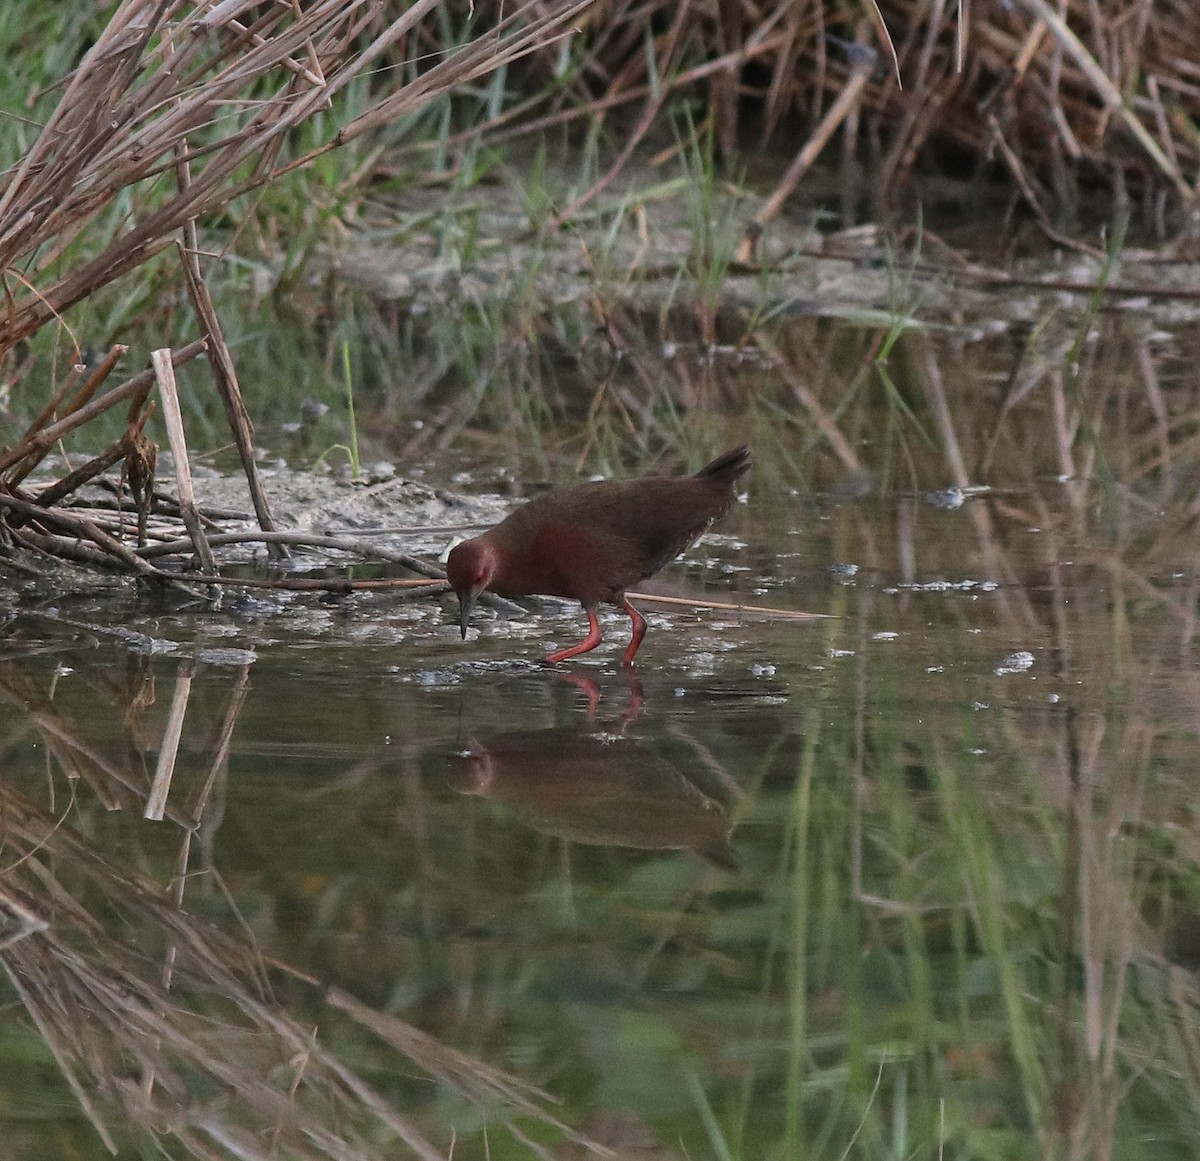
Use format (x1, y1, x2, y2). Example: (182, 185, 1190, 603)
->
(446, 446, 750, 665)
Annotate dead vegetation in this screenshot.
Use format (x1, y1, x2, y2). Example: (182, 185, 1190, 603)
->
(531, 0, 1199, 229)
(0, 0, 594, 582)
(2, 0, 1198, 589)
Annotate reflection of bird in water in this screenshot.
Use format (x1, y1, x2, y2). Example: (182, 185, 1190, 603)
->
(446, 727, 739, 871)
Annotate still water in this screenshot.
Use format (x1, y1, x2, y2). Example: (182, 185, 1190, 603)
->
(4, 423, 1199, 1161)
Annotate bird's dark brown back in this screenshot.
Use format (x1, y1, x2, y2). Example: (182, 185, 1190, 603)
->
(483, 448, 750, 604)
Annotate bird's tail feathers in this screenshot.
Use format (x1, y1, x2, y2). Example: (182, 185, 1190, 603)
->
(695, 445, 751, 483)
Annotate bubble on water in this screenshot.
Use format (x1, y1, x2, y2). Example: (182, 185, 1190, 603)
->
(926, 487, 965, 510)
(750, 663, 776, 677)
(827, 648, 855, 658)
(996, 651, 1034, 675)
(872, 632, 898, 641)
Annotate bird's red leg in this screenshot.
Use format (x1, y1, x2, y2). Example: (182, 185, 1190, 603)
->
(620, 599, 647, 667)
(543, 608, 603, 664)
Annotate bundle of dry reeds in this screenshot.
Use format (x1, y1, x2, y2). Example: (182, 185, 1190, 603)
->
(0, 0, 594, 579)
(0, 0, 593, 355)
(533, 0, 1197, 225)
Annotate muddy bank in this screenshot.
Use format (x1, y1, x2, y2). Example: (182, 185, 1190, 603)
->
(1, 467, 510, 602)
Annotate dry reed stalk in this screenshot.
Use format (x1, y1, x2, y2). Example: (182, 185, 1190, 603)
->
(0, 0, 596, 353)
(178, 242, 284, 559)
(751, 58, 873, 232)
(150, 348, 218, 576)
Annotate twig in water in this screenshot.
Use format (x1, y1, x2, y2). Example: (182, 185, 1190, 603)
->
(627, 591, 832, 619)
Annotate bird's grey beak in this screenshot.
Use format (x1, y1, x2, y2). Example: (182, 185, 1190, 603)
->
(457, 592, 474, 639)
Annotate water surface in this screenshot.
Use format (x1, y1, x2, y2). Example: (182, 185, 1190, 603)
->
(5, 415, 1200, 1160)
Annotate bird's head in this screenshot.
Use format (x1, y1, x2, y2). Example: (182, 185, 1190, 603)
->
(446, 538, 497, 639)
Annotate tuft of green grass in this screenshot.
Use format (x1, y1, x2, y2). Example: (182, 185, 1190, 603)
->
(311, 340, 362, 478)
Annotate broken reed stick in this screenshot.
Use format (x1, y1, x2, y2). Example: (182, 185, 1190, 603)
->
(135, 529, 453, 577)
(0, 493, 183, 582)
(167, 572, 450, 596)
(10, 360, 88, 463)
(34, 437, 136, 510)
(4, 346, 128, 487)
(58, 346, 127, 422)
(150, 348, 218, 578)
(0, 496, 202, 599)
(175, 233, 286, 559)
(0, 340, 207, 479)
(34, 389, 155, 510)
(628, 591, 833, 619)
(8, 527, 130, 571)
